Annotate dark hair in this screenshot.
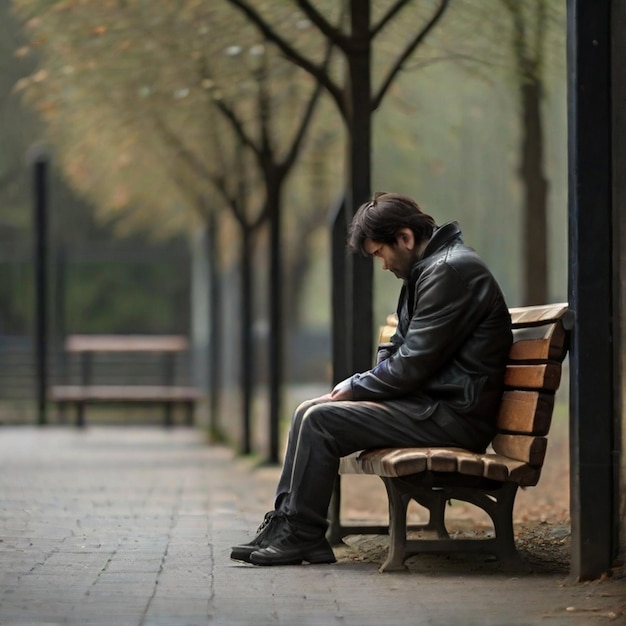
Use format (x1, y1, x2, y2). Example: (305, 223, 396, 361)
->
(347, 192, 436, 255)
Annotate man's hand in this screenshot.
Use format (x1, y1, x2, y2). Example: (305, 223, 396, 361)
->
(311, 377, 354, 403)
(329, 377, 354, 401)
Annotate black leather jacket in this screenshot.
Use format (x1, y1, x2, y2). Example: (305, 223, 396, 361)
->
(350, 221, 512, 430)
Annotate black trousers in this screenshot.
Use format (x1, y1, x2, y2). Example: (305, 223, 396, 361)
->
(274, 397, 491, 532)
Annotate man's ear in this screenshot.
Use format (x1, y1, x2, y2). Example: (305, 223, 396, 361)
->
(395, 227, 415, 250)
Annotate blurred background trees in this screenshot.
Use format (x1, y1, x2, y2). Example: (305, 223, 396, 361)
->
(2, 0, 567, 454)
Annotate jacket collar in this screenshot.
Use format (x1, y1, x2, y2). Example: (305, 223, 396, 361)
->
(408, 221, 463, 280)
(402, 222, 463, 312)
(420, 221, 463, 260)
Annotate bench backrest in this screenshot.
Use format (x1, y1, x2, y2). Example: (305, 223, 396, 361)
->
(378, 303, 573, 481)
(493, 303, 572, 475)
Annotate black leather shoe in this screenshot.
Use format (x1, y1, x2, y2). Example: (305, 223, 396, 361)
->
(249, 525, 336, 566)
(230, 511, 286, 563)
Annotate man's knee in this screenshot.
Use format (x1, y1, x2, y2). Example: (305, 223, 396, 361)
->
(291, 399, 318, 432)
(300, 402, 339, 438)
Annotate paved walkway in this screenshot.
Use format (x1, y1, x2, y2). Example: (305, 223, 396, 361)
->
(0, 427, 624, 626)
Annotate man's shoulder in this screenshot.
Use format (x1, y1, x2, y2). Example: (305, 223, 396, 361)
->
(422, 241, 485, 273)
(416, 243, 500, 296)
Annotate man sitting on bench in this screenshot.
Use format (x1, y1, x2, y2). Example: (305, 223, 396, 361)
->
(231, 192, 513, 567)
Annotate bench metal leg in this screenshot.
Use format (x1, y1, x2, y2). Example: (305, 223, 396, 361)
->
(56, 402, 67, 424)
(164, 402, 173, 428)
(76, 401, 85, 428)
(327, 476, 390, 543)
(381, 477, 412, 572)
(373, 476, 522, 572)
(412, 489, 450, 539)
(457, 482, 519, 561)
(184, 401, 194, 427)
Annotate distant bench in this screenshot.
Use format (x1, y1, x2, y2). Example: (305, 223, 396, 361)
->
(49, 335, 203, 427)
(333, 303, 573, 572)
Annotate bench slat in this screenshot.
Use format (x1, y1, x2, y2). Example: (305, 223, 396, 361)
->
(456, 451, 486, 476)
(427, 448, 485, 476)
(509, 302, 570, 327)
(426, 448, 459, 472)
(481, 454, 541, 485)
(65, 335, 189, 353)
(480, 455, 510, 482)
(510, 323, 568, 361)
(491, 433, 547, 466)
(341, 446, 544, 485)
(504, 362, 562, 391)
(496, 390, 554, 435)
(365, 448, 428, 477)
(50, 385, 202, 402)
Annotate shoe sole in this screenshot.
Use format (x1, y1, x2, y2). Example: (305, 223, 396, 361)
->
(250, 548, 336, 567)
(230, 546, 256, 564)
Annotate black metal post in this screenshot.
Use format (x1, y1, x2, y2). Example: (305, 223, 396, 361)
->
(331, 198, 349, 386)
(240, 230, 253, 455)
(345, 1, 374, 376)
(54, 245, 67, 385)
(33, 152, 49, 426)
(268, 205, 282, 464)
(612, 0, 626, 570)
(567, 0, 616, 579)
(328, 197, 349, 544)
(207, 212, 222, 439)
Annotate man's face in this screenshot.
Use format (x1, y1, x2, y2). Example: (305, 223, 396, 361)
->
(364, 237, 415, 280)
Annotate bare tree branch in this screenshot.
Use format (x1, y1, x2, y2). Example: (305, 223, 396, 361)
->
(193, 55, 263, 189)
(211, 172, 248, 229)
(296, 0, 350, 50)
(372, 0, 450, 111)
(206, 140, 265, 232)
(279, 37, 334, 176)
(279, 82, 323, 177)
(256, 54, 273, 166)
(213, 98, 260, 160)
(370, 0, 412, 38)
(151, 111, 254, 227)
(151, 114, 212, 185)
(205, 105, 231, 191)
(227, 0, 346, 119)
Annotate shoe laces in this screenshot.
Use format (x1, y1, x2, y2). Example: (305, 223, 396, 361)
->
(255, 510, 285, 535)
(262, 516, 322, 547)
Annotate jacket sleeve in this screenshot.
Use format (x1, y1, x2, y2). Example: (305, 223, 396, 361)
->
(376, 342, 397, 364)
(350, 260, 491, 400)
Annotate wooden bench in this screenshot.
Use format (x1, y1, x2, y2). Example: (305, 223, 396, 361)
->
(49, 335, 202, 427)
(335, 303, 573, 572)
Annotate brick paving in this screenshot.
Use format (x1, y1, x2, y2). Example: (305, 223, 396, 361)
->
(0, 426, 624, 626)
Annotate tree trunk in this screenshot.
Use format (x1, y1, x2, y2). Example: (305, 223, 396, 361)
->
(520, 78, 549, 305)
